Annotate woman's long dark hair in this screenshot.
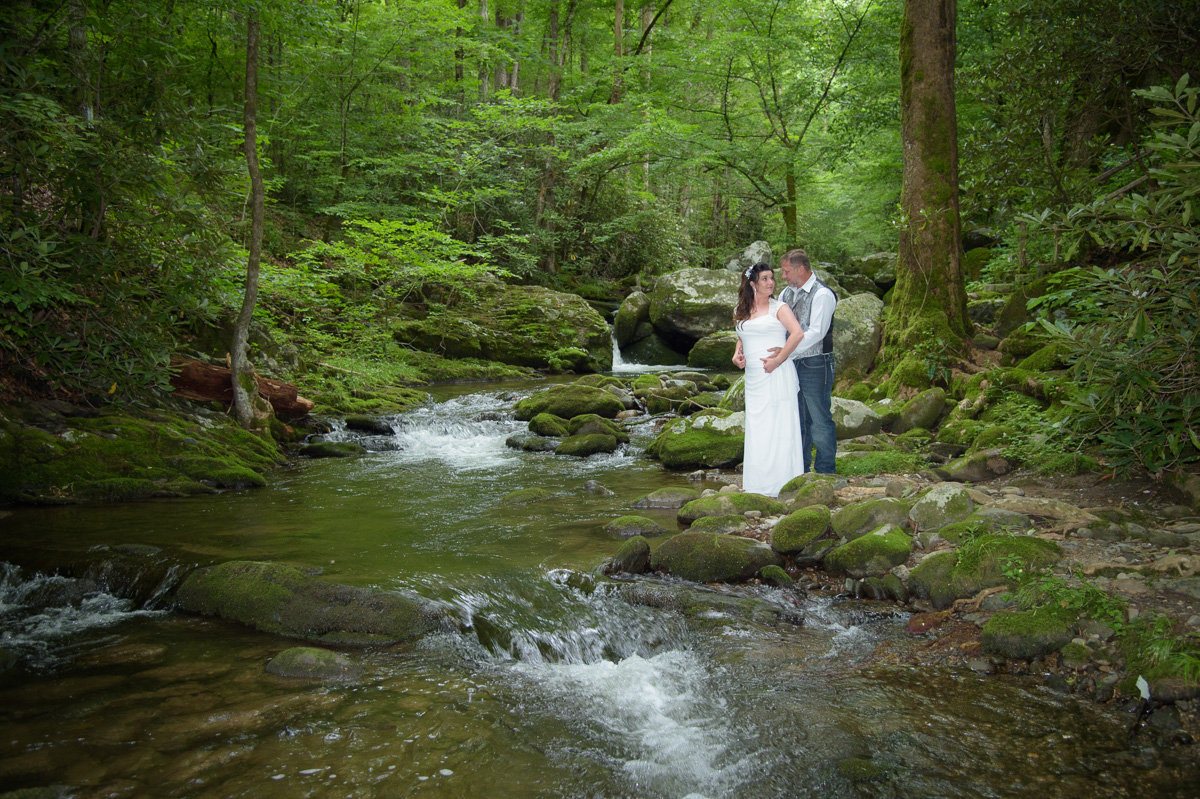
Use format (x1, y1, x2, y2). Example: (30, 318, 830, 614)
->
(733, 262, 773, 323)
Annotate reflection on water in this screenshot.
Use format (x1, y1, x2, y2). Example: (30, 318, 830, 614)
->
(0, 383, 1197, 797)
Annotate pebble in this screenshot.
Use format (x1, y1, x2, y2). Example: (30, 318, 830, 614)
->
(1001, 487, 1025, 496)
(1187, 615, 1200, 628)
(967, 659, 995, 674)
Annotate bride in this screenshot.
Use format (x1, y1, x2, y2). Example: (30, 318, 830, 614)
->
(732, 262, 807, 497)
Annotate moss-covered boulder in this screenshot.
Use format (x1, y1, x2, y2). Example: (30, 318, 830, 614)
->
(678, 492, 786, 524)
(645, 385, 694, 415)
(300, 441, 366, 458)
(831, 293, 884, 379)
(891, 387, 946, 434)
(824, 524, 913, 578)
(567, 414, 629, 442)
(647, 267, 741, 348)
(266, 646, 363, 681)
(934, 448, 1013, 483)
(982, 607, 1077, 659)
(614, 291, 652, 347)
(175, 561, 442, 645)
(689, 514, 752, 534)
(908, 551, 960, 609)
(514, 384, 625, 421)
(949, 534, 1061, 599)
(625, 332, 689, 366)
(392, 281, 612, 372)
(343, 415, 395, 435)
(831, 497, 911, 540)
(687, 330, 740, 370)
(831, 397, 883, 439)
(994, 276, 1052, 339)
(786, 477, 838, 510)
(0, 404, 283, 504)
(556, 433, 619, 457)
(500, 487, 555, 504)
(528, 413, 570, 437)
(651, 532, 783, 583)
(604, 515, 670, 539)
(908, 483, 975, 531)
(647, 411, 745, 470)
(1017, 342, 1070, 372)
(771, 506, 832, 554)
(606, 536, 652, 574)
(633, 487, 701, 509)
(760, 565, 795, 588)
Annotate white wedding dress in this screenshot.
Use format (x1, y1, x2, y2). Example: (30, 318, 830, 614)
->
(736, 299, 805, 497)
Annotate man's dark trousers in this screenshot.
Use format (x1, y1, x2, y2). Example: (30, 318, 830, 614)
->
(796, 352, 837, 474)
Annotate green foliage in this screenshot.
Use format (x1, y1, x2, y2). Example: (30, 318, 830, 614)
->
(835, 451, 924, 476)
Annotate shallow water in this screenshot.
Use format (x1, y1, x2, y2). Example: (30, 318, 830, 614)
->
(1, 382, 1196, 797)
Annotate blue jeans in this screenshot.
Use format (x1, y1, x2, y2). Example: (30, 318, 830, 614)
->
(795, 353, 837, 473)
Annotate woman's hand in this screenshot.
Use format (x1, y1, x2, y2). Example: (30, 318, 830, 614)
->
(761, 353, 779, 373)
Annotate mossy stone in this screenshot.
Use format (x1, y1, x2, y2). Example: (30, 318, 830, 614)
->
(950, 534, 1061, 599)
(567, 414, 629, 442)
(760, 565, 795, 588)
(982, 607, 1076, 659)
(344, 415, 395, 435)
(891, 387, 946, 433)
(501, 487, 555, 504)
(528, 413, 569, 437)
(631, 374, 663, 392)
(687, 330, 740, 370)
(651, 532, 783, 583)
(838, 757, 883, 782)
(176, 560, 442, 645)
(299, 441, 366, 458)
(689, 514, 752, 534)
(555, 433, 619, 457)
(1017, 342, 1070, 372)
(832, 497, 911, 540)
(633, 487, 701, 509)
(604, 515, 669, 539)
(771, 506, 832, 554)
(908, 483, 975, 531)
(908, 551, 960, 609)
(607, 536, 651, 574)
(649, 412, 745, 470)
(266, 646, 363, 681)
(646, 385, 694, 415)
(882, 572, 909, 602)
(614, 291, 651, 347)
(972, 425, 1017, 451)
(678, 492, 785, 524)
(1060, 641, 1092, 668)
(514, 384, 624, 421)
(824, 524, 913, 578)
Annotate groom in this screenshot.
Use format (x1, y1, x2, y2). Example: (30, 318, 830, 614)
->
(777, 249, 838, 474)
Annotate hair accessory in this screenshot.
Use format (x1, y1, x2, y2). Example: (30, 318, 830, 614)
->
(743, 265, 754, 280)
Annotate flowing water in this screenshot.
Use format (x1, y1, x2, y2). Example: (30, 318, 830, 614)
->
(0, 380, 1196, 798)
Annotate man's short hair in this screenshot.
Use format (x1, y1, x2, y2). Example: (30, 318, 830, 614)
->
(781, 249, 810, 269)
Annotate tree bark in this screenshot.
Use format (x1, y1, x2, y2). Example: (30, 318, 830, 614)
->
(609, 0, 624, 104)
(880, 0, 972, 389)
(232, 10, 274, 436)
(171, 360, 314, 417)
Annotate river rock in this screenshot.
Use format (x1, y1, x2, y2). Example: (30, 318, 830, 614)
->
(514, 384, 625, 421)
(934, 534, 1061, 606)
(299, 441, 366, 458)
(528, 413, 569, 437)
(604, 515, 670, 539)
(771, 506, 832, 554)
(678, 492, 785, 524)
(646, 411, 745, 470)
(647, 267, 741, 348)
(687, 330, 740, 370)
(633, 487, 701, 509)
(908, 483, 975, 531)
(989, 496, 1099, 525)
(625, 332, 689, 366)
(614, 291, 651, 347)
(934, 448, 1012, 482)
(831, 294, 884, 379)
(824, 524, 913, 578)
(786, 476, 838, 510)
(567, 414, 629, 442)
(891, 387, 946, 434)
(266, 647, 362, 681)
(832, 398, 883, 439)
(651, 532, 783, 583)
(982, 608, 1076, 659)
(908, 551, 961, 609)
(343, 415, 395, 435)
(689, 515, 752, 534)
(606, 536, 651, 574)
(175, 561, 443, 645)
(832, 497, 911, 540)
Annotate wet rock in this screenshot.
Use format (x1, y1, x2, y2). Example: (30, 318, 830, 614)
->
(687, 330, 740, 370)
(1149, 677, 1200, 703)
(500, 487, 555, 504)
(770, 506, 832, 554)
(568, 414, 630, 442)
(689, 514, 752, 534)
(645, 411, 745, 470)
(343, 415, 394, 436)
(935, 448, 1012, 483)
(882, 573, 909, 603)
(555, 433, 619, 457)
(908, 483, 975, 531)
(613, 290, 650, 348)
(832, 497, 911, 540)
(633, 487, 701, 509)
(650, 532, 783, 583)
(528, 413, 569, 437)
(298, 441, 366, 458)
(678, 492, 784, 524)
(824, 524, 913, 578)
(514, 384, 625, 421)
(837, 757, 883, 782)
(175, 561, 444, 645)
(967, 659, 995, 675)
(908, 551, 960, 609)
(580, 480, 615, 496)
(891, 387, 946, 434)
(989, 496, 1099, 525)
(265, 647, 362, 681)
(604, 515, 670, 539)
(982, 607, 1076, 659)
(906, 610, 949, 635)
(760, 565, 795, 588)
(605, 536, 651, 575)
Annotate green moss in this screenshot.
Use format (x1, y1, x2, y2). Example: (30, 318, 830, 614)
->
(937, 419, 985, 447)
(951, 534, 1061, 597)
(678, 492, 785, 524)
(771, 506, 832, 554)
(650, 532, 783, 583)
(528, 413, 570, 437)
(299, 441, 366, 458)
(689, 514, 751, 534)
(835, 451, 924, 476)
(1017, 342, 1070, 373)
(824, 525, 913, 578)
(501, 487, 555, 505)
(972, 425, 1016, 450)
(760, 564, 794, 588)
(1032, 451, 1103, 476)
(1060, 641, 1092, 668)
(908, 550, 960, 608)
(604, 515, 669, 538)
(981, 606, 1077, 658)
(962, 248, 993, 281)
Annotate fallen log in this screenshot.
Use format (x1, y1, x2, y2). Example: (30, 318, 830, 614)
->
(169, 359, 314, 417)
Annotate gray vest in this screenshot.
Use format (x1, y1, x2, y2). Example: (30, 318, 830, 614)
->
(784, 279, 836, 355)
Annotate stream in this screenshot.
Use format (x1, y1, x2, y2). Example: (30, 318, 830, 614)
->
(0, 379, 1196, 797)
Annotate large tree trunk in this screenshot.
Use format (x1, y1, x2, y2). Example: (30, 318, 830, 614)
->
(609, 0, 624, 104)
(171, 360, 314, 417)
(232, 10, 274, 437)
(879, 0, 972, 392)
